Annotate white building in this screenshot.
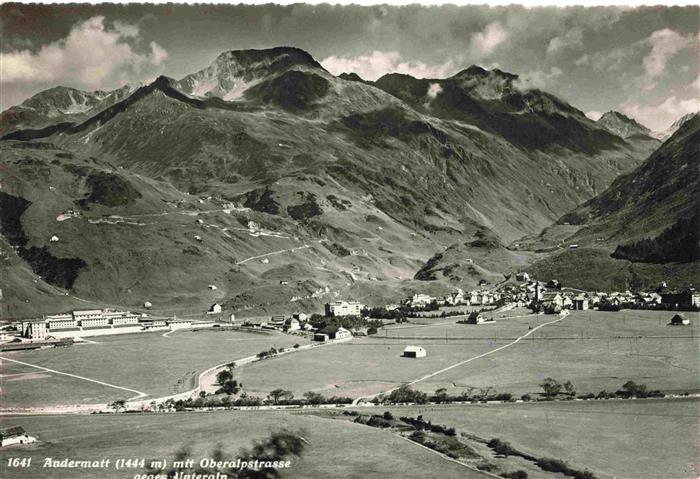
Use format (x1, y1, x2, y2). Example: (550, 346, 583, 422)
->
(0, 427, 36, 447)
(79, 316, 110, 328)
(325, 301, 363, 317)
(21, 321, 47, 340)
(403, 345, 427, 358)
(445, 289, 467, 306)
(45, 314, 78, 330)
(169, 319, 193, 330)
(73, 310, 103, 322)
(284, 318, 301, 331)
(333, 327, 353, 340)
(207, 303, 222, 314)
(104, 311, 139, 325)
(409, 294, 434, 307)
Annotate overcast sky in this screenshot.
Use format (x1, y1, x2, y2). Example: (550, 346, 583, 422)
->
(1, 4, 697, 131)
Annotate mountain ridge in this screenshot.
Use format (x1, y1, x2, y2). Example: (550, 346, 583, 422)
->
(0, 46, 669, 316)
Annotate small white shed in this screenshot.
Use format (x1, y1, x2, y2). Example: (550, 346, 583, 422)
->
(403, 345, 427, 358)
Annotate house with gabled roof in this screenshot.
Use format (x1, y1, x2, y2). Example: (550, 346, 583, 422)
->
(1, 426, 36, 447)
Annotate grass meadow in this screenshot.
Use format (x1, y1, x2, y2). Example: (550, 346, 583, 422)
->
(1, 328, 305, 407)
(0, 410, 487, 479)
(358, 397, 700, 479)
(238, 310, 699, 399)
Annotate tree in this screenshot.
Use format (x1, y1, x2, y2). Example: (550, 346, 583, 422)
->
(488, 438, 517, 457)
(268, 389, 294, 404)
(217, 380, 240, 395)
(386, 384, 428, 404)
(216, 369, 234, 385)
(618, 381, 647, 398)
(109, 399, 126, 412)
(540, 377, 562, 398)
(303, 391, 325, 405)
(383, 411, 394, 421)
(434, 388, 449, 403)
(563, 380, 576, 397)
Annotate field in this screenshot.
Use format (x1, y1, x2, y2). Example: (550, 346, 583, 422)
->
(237, 339, 500, 398)
(0, 361, 119, 408)
(0, 411, 488, 479)
(412, 309, 699, 396)
(356, 397, 700, 479)
(237, 310, 699, 399)
(1, 328, 306, 407)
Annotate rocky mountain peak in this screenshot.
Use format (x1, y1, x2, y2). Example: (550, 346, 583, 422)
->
(177, 46, 325, 100)
(655, 111, 698, 141)
(597, 110, 653, 139)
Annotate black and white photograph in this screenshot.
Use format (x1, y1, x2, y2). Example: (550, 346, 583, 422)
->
(0, 1, 698, 478)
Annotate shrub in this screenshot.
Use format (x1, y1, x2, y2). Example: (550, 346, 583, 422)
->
(488, 438, 517, 457)
(385, 385, 428, 404)
(502, 471, 528, 479)
(536, 457, 569, 473)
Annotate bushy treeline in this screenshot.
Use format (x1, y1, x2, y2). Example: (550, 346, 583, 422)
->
(373, 385, 514, 405)
(400, 415, 456, 436)
(611, 214, 699, 263)
(308, 314, 379, 331)
(535, 458, 596, 479)
(155, 390, 353, 411)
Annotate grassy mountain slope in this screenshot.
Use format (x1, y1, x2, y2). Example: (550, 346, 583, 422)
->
(0, 47, 662, 316)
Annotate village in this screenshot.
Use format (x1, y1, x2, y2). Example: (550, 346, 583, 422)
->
(3, 272, 697, 353)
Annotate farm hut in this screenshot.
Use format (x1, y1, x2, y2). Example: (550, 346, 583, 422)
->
(572, 297, 589, 310)
(319, 325, 353, 340)
(403, 345, 427, 358)
(207, 303, 222, 314)
(669, 314, 690, 326)
(50, 235, 59, 242)
(0, 426, 36, 447)
(313, 333, 329, 342)
(466, 312, 489, 324)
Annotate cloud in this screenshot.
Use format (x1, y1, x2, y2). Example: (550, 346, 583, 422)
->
(547, 28, 583, 57)
(0, 16, 167, 90)
(470, 22, 508, 58)
(622, 95, 699, 132)
(113, 20, 140, 38)
(641, 28, 694, 88)
(321, 51, 456, 81)
(149, 42, 168, 66)
(515, 67, 563, 90)
(586, 111, 603, 121)
(575, 46, 636, 73)
(426, 83, 443, 100)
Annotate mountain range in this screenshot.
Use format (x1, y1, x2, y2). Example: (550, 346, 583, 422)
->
(0, 46, 695, 317)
